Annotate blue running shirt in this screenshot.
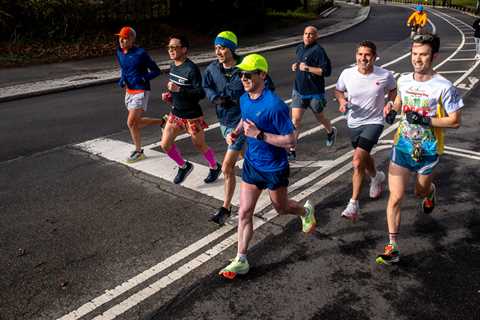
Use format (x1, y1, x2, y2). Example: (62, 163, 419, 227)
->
(240, 89, 294, 172)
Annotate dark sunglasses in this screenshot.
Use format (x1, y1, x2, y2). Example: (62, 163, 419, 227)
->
(412, 34, 434, 42)
(239, 71, 260, 79)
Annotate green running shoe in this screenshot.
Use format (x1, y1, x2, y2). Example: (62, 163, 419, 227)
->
(301, 200, 316, 234)
(219, 257, 249, 279)
(126, 149, 145, 163)
(376, 243, 400, 265)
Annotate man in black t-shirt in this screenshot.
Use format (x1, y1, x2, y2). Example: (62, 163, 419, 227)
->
(160, 35, 221, 184)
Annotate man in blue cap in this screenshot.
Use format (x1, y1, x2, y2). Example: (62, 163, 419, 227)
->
(203, 31, 246, 225)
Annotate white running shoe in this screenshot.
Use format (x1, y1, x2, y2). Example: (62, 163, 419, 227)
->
(369, 171, 385, 199)
(341, 201, 359, 222)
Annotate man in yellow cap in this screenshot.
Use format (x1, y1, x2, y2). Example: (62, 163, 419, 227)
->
(203, 31, 245, 224)
(115, 26, 165, 163)
(219, 54, 317, 279)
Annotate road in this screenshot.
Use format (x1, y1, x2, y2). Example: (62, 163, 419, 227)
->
(0, 4, 479, 320)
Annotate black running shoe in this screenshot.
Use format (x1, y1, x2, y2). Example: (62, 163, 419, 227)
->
(204, 163, 222, 183)
(174, 161, 193, 184)
(210, 206, 232, 225)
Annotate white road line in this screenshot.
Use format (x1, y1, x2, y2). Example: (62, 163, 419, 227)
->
(91, 143, 392, 320)
(444, 150, 480, 160)
(438, 70, 469, 74)
(449, 58, 477, 61)
(62, 9, 476, 320)
(445, 146, 480, 157)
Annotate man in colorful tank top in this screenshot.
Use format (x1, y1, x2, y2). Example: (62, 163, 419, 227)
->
(376, 33, 463, 266)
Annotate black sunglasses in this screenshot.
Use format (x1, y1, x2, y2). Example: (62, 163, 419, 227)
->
(239, 71, 260, 79)
(412, 34, 434, 42)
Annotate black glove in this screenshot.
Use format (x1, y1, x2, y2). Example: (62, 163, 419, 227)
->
(406, 111, 431, 126)
(385, 110, 397, 125)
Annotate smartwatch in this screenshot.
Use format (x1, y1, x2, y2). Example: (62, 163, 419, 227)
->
(256, 130, 265, 141)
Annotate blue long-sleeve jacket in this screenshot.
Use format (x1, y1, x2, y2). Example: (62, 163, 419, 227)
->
(294, 42, 331, 97)
(116, 46, 160, 91)
(202, 60, 244, 127)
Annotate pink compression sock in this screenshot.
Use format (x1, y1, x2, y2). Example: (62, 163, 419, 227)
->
(203, 148, 218, 169)
(166, 144, 186, 167)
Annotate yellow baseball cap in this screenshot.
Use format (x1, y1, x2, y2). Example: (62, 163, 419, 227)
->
(236, 54, 268, 73)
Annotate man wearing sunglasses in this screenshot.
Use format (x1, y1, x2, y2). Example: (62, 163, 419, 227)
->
(377, 33, 463, 265)
(115, 26, 164, 163)
(202, 31, 246, 225)
(289, 25, 337, 161)
(218, 54, 316, 279)
(160, 35, 221, 185)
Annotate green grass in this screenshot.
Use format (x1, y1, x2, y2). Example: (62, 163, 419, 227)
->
(451, 0, 477, 8)
(266, 8, 317, 20)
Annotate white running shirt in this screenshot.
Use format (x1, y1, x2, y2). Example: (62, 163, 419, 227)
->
(336, 65, 396, 128)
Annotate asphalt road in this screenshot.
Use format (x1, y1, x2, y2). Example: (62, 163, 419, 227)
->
(0, 4, 479, 320)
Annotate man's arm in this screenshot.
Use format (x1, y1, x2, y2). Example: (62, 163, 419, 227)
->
(431, 110, 461, 129)
(143, 52, 161, 81)
(243, 119, 296, 149)
(335, 89, 348, 113)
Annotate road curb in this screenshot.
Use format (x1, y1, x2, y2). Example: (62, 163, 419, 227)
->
(0, 6, 370, 103)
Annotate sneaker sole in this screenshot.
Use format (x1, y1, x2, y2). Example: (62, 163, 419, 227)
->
(175, 164, 194, 184)
(341, 213, 358, 223)
(126, 155, 146, 164)
(303, 222, 317, 234)
(375, 255, 400, 265)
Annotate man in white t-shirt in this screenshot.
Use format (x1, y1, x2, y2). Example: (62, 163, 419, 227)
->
(335, 41, 397, 222)
(376, 33, 463, 265)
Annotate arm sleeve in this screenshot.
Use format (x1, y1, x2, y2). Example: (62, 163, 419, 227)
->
(202, 68, 219, 102)
(271, 102, 295, 135)
(386, 71, 397, 91)
(441, 86, 464, 114)
(335, 70, 347, 91)
(142, 52, 161, 81)
(317, 48, 332, 77)
(181, 65, 205, 100)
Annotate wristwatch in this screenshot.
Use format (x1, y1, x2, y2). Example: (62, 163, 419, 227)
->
(305, 66, 309, 72)
(256, 130, 265, 141)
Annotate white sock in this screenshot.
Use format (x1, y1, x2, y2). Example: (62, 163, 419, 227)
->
(349, 199, 359, 207)
(237, 253, 247, 262)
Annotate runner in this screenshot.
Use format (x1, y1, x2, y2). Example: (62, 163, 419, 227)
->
(473, 17, 480, 59)
(115, 26, 165, 163)
(202, 31, 246, 224)
(160, 34, 221, 184)
(289, 25, 337, 161)
(335, 40, 397, 222)
(376, 33, 463, 265)
(219, 54, 316, 279)
(407, 5, 428, 39)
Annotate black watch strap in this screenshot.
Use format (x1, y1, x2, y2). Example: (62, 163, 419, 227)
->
(256, 131, 265, 141)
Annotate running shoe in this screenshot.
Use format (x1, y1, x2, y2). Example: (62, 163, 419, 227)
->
(375, 243, 400, 265)
(369, 171, 386, 199)
(204, 162, 222, 183)
(210, 206, 231, 225)
(301, 200, 316, 233)
(173, 161, 193, 184)
(126, 149, 145, 163)
(341, 201, 359, 222)
(219, 257, 249, 279)
(325, 126, 337, 147)
(422, 183, 436, 214)
(287, 149, 296, 161)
